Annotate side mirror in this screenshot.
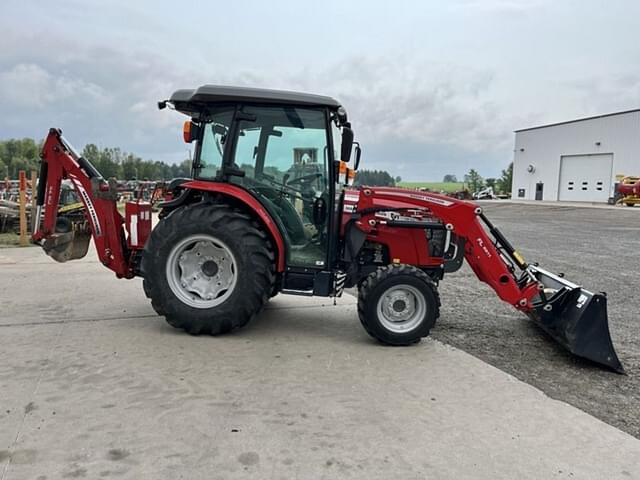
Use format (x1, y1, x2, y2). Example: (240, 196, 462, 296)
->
(212, 124, 226, 135)
(353, 142, 361, 171)
(340, 126, 354, 163)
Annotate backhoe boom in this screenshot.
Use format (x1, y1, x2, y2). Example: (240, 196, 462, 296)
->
(32, 128, 145, 278)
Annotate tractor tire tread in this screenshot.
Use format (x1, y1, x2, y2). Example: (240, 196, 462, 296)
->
(141, 202, 275, 335)
(357, 264, 440, 345)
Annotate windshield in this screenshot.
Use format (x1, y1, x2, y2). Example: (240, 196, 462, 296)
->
(231, 106, 329, 189)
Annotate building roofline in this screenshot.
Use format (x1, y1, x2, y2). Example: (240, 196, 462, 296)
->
(514, 108, 640, 133)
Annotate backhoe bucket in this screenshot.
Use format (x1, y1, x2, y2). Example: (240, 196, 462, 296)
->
(41, 230, 91, 263)
(526, 265, 624, 373)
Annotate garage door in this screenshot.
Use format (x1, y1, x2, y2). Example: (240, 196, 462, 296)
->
(558, 154, 613, 202)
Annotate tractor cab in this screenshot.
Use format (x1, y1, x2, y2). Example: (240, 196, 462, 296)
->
(162, 85, 359, 274)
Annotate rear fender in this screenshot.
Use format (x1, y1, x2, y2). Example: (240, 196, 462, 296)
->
(179, 180, 286, 272)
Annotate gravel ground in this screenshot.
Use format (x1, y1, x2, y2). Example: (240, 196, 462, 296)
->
(431, 202, 640, 438)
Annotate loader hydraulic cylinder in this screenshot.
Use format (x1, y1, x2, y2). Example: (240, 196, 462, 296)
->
(478, 212, 528, 270)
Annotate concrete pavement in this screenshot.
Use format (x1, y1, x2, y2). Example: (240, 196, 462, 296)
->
(1, 247, 639, 479)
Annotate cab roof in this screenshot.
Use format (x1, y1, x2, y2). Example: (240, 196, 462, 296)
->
(168, 85, 341, 116)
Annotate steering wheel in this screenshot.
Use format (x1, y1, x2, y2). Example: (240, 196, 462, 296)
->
(255, 172, 303, 195)
(286, 173, 322, 187)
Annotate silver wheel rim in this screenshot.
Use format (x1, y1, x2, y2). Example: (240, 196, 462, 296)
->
(376, 284, 427, 333)
(166, 234, 237, 309)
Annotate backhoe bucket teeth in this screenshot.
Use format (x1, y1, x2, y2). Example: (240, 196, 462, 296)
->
(527, 266, 624, 373)
(42, 230, 91, 263)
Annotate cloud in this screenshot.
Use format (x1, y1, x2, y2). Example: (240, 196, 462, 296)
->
(214, 56, 518, 154)
(0, 28, 197, 159)
(565, 74, 640, 115)
(0, 26, 517, 178)
(2, 0, 640, 181)
(0, 63, 109, 109)
(452, 0, 548, 15)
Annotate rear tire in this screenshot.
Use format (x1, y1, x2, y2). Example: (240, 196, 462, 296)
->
(357, 264, 440, 345)
(141, 203, 275, 335)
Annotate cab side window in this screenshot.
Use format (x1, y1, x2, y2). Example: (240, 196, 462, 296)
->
(197, 108, 234, 179)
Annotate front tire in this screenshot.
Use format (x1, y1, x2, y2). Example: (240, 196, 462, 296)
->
(358, 264, 440, 345)
(141, 203, 275, 335)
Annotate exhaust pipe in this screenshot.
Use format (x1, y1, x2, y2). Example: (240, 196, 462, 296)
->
(526, 265, 624, 373)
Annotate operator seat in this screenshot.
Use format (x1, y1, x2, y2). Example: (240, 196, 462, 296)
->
(256, 190, 307, 245)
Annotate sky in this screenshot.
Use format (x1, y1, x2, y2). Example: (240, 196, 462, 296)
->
(1, 0, 639, 181)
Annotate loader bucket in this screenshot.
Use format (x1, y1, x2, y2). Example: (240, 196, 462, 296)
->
(526, 265, 624, 373)
(41, 230, 91, 263)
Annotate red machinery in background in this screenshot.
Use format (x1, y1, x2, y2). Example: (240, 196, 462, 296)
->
(616, 176, 640, 207)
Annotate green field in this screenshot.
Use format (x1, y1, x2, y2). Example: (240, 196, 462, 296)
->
(397, 182, 465, 192)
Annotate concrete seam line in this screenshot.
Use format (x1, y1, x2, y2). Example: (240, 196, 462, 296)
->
(0, 321, 66, 480)
(0, 314, 159, 328)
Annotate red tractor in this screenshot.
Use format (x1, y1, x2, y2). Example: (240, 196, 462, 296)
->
(32, 85, 623, 372)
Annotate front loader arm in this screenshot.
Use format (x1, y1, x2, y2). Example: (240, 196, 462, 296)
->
(33, 129, 134, 278)
(354, 187, 623, 372)
(355, 187, 540, 310)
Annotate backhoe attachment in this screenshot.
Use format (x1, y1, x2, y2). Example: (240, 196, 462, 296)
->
(32, 129, 151, 279)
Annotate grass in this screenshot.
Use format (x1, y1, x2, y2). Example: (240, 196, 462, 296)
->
(0, 232, 28, 247)
(397, 182, 465, 192)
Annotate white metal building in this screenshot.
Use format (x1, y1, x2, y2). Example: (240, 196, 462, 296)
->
(512, 109, 640, 202)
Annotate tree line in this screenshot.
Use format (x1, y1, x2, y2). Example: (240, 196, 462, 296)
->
(353, 169, 400, 187)
(354, 164, 513, 194)
(1, 137, 513, 193)
(0, 138, 191, 181)
(442, 163, 513, 194)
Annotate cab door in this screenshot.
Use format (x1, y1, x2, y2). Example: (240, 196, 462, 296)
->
(229, 105, 332, 269)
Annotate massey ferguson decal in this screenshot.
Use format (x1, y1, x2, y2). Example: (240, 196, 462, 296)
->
(382, 190, 454, 207)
